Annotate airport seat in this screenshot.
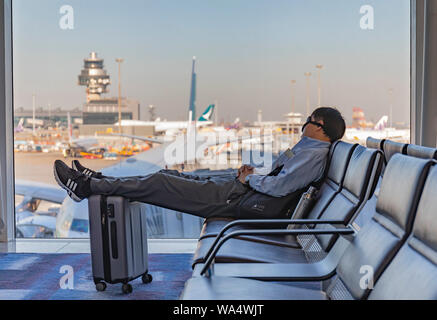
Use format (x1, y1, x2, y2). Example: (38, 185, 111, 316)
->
(368, 164, 437, 299)
(324, 154, 432, 299)
(180, 276, 326, 300)
(192, 141, 357, 265)
(382, 140, 408, 165)
(190, 155, 423, 281)
(180, 155, 433, 300)
(366, 137, 385, 151)
(197, 141, 357, 247)
(191, 145, 382, 267)
(406, 144, 437, 160)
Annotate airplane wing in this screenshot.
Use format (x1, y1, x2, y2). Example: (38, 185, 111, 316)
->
(108, 133, 164, 144)
(108, 131, 272, 148)
(203, 133, 274, 148)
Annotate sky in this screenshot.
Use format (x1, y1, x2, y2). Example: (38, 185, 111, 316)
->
(12, 0, 411, 125)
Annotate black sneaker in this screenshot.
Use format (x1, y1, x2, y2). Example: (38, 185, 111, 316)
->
(54, 160, 92, 202)
(72, 160, 104, 179)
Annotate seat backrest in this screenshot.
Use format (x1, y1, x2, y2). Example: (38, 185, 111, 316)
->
(382, 140, 408, 165)
(368, 164, 437, 300)
(406, 144, 437, 160)
(315, 145, 382, 251)
(366, 137, 384, 151)
(306, 141, 357, 220)
(327, 154, 432, 300)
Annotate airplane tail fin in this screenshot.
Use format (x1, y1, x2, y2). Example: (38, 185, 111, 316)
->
(67, 112, 72, 143)
(374, 115, 388, 130)
(15, 118, 24, 132)
(198, 104, 215, 122)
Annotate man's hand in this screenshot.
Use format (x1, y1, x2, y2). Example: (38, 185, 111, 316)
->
(237, 165, 254, 178)
(238, 166, 254, 184)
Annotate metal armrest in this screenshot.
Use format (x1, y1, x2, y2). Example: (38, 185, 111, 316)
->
(199, 218, 346, 241)
(200, 226, 355, 276)
(193, 236, 352, 281)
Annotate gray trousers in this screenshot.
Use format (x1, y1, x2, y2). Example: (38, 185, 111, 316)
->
(90, 169, 250, 219)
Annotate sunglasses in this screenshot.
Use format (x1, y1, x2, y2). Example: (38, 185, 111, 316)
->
(302, 116, 325, 132)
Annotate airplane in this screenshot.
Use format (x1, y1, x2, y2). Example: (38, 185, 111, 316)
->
(14, 118, 25, 133)
(374, 115, 389, 131)
(225, 117, 241, 130)
(114, 104, 216, 134)
(345, 115, 410, 143)
(15, 180, 67, 238)
(25, 118, 45, 128)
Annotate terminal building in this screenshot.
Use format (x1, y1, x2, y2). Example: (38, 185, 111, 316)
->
(14, 106, 82, 127)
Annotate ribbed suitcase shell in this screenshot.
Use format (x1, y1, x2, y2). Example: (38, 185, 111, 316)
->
(88, 195, 150, 291)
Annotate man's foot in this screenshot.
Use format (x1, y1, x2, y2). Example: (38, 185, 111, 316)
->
(72, 160, 104, 179)
(54, 160, 92, 202)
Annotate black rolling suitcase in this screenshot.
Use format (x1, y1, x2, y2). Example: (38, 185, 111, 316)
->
(88, 195, 152, 294)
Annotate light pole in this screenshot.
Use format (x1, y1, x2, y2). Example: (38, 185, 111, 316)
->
(304, 72, 312, 117)
(388, 88, 394, 129)
(290, 80, 296, 114)
(290, 80, 296, 142)
(32, 93, 36, 136)
(315, 64, 323, 106)
(115, 58, 124, 135)
(214, 99, 218, 127)
(148, 104, 156, 121)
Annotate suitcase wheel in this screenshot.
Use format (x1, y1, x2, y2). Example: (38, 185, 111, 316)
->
(95, 282, 107, 292)
(142, 273, 153, 284)
(122, 283, 133, 294)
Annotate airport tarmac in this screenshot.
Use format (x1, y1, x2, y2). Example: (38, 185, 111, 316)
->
(14, 152, 123, 186)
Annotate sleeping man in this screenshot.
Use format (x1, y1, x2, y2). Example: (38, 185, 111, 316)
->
(53, 107, 345, 220)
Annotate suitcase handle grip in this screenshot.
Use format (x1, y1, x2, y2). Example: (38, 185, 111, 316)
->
(110, 221, 119, 260)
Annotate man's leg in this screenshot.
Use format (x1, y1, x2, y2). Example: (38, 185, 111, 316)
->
(90, 171, 249, 219)
(73, 159, 237, 183)
(159, 169, 239, 184)
(55, 160, 247, 219)
(157, 169, 212, 181)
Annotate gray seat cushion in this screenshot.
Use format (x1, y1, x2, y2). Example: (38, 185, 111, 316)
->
(192, 237, 308, 267)
(180, 276, 327, 300)
(200, 219, 300, 248)
(369, 165, 437, 300)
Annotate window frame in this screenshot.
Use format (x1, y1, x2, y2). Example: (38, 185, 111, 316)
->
(0, 0, 15, 243)
(0, 0, 430, 246)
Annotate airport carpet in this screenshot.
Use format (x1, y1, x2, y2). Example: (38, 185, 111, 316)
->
(0, 253, 193, 300)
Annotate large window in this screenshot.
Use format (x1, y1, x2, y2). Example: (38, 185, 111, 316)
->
(12, 0, 410, 239)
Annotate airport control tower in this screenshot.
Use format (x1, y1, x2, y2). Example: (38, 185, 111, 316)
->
(77, 52, 140, 126)
(78, 52, 111, 103)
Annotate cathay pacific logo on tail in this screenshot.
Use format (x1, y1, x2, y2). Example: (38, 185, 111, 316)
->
(198, 104, 215, 121)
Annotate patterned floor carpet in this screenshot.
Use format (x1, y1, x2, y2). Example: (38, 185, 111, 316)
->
(0, 253, 193, 300)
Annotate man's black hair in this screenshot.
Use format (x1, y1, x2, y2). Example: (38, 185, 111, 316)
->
(311, 107, 346, 142)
